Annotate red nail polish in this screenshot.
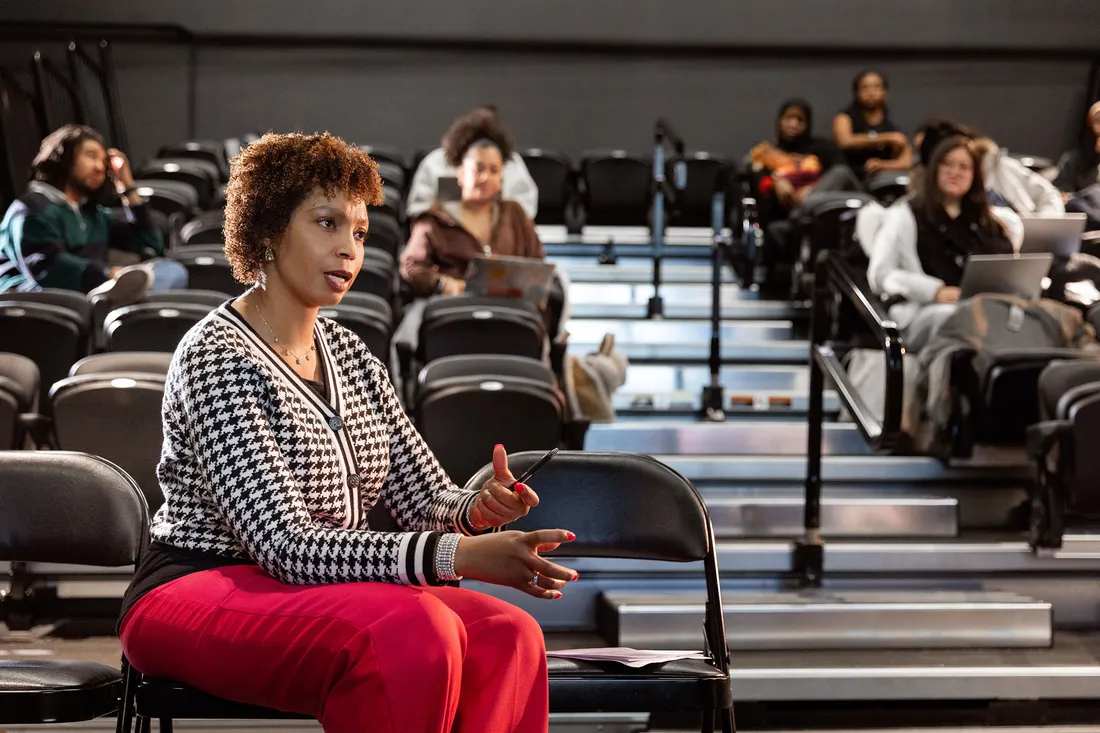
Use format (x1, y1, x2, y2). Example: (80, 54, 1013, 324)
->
(566, 532, 576, 541)
(514, 482, 526, 493)
(552, 591, 563, 599)
(572, 572, 580, 581)
(495, 444, 503, 450)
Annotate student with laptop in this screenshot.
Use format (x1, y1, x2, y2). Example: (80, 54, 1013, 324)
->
(868, 135, 1023, 351)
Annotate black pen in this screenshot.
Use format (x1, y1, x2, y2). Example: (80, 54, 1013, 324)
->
(512, 447, 559, 489)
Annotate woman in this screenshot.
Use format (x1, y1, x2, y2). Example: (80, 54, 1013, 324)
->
(1054, 101, 1100, 195)
(406, 105, 539, 220)
(751, 99, 862, 220)
(400, 114, 544, 297)
(118, 132, 575, 733)
(833, 70, 913, 180)
(868, 135, 1021, 351)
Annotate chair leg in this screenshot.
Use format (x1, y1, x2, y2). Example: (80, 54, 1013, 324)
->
(160, 718, 174, 733)
(116, 660, 139, 733)
(700, 709, 716, 733)
(721, 707, 737, 733)
(137, 716, 152, 733)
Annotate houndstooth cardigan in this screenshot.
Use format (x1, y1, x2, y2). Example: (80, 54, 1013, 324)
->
(149, 302, 483, 587)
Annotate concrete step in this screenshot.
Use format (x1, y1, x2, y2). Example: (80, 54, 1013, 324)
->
(598, 590, 1052, 651)
(707, 490, 958, 539)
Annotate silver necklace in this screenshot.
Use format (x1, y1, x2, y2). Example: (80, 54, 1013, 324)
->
(253, 303, 316, 366)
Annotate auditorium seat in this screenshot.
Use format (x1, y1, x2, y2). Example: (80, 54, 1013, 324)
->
(866, 170, 911, 204)
(174, 246, 246, 295)
(1029, 360, 1100, 548)
(374, 160, 407, 192)
(0, 451, 147, 726)
(120, 452, 733, 731)
(365, 210, 402, 258)
(104, 302, 212, 353)
(579, 150, 651, 227)
(521, 148, 574, 226)
(179, 211, 225, 247)
(0, 290, 91, 407)
(358, 144, 408, 173)
(418, 296, 545, 364)
(143, 289, 228, 309)
(351, 248, 396, 302)
(158, 140, 231, 181)
(138, 158, 221, 211)
(667, 152, 734, 228)
(49, 371, 168, 509)
(371, 186, 405, 223)
(417, 360, 563, 483)
(320, 292, 393, 359)
(70, 351, 173, 377)
(130, 180, 200, 220)
(0, 353, 38, 449)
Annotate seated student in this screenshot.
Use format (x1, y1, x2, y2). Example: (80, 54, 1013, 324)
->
(833, 70, 913, 181)
(1054, 101, 1100, 195)
(400, 115, 545, 298)
(868, 135, 1022, 352)
(407, 106, 539, 220)
(0, 124, 187, 302)
(750, 99, 859, 221)
(915, 119, 1065, 216)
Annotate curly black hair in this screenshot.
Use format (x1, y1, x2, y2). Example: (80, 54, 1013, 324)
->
(32, 124, 107, 189)
(441, 107, 514, 167)
(222, 131, 384, 284)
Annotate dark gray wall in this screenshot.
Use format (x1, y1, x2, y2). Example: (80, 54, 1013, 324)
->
(3, 2, 1098, 167)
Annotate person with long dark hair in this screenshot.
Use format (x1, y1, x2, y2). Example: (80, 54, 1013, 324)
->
(868, 135, 1021, 350)
(833, 70, 913, 180)
(118, 131, 573, 733)
(0, 124, 187, 300)
(1054, 101, 1100, 195)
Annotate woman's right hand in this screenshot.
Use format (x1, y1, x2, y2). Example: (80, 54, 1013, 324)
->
(935, 285, 961, 304)
(454, 529, 578, 599)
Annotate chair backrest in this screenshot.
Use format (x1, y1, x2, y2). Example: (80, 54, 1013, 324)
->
(465, 451, 711, 561)
(338, 291, 392, 321)
(132, 180, 200, 220)
(374, 161, 406, 191)
(180, 213, 225, 247)
(70, 351, 173, 377)
(142, 289, 228, 309)
(668, 153, 733, 228)
(580, 151, 651, 227)
(139, 159, 218, 209)
(365, 212, 402, 258)
(50, 373, 167, 510)
(0, 301, 86, 407)
(0, 288, 93, 323)
(419, 354, 554, 390)
(522, 149, 573, 225)
(176, 249, 246, 295)
(319, 304, 391, 359)
(421, 383, 562, 484)
(358, 144, 407, 171)
(104, 303, 210, 353)
(0, 352, 38, 412)
(0, 451, 148, 566)
(158, 141, 230, 181)
(420, 307, 543, 363)
(351, 262, 394, 301)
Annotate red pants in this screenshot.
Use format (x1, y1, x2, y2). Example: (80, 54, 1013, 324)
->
(120, 565, 548, 733)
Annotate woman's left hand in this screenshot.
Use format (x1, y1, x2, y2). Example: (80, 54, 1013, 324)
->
(468, 444, 539, 530)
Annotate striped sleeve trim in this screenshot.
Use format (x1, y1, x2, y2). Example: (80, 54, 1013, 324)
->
(397, 531, 442, 587)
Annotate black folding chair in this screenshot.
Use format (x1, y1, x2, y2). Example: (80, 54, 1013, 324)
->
(0, 291, 91, 407)
(580, 151, 651, 227)
(365, 211, 402, 258)
(0, 451, 148, 726)
(179, 211, 225, 247)
(0, 352, 38, 448)
(320, 292, 393, 360)
(158, 141, 230, 182)
(466, 451, 735, 732)
(522, 148, 574, 226)
(173, 247, 245, 295)
(104, 302, 211, 353)
(418, 296, 545, 365)
(71, 351, 173, 378)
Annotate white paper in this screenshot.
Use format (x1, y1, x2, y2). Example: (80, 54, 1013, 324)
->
(546, 647, 708, 668)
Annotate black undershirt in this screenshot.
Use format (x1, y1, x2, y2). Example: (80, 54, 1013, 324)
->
(117, 354, 331, 631)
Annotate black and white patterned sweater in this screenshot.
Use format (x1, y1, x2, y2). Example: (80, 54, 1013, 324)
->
(148, 302, 483, 588)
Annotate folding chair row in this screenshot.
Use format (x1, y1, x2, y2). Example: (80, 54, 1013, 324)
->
(0, 450, 734, 730)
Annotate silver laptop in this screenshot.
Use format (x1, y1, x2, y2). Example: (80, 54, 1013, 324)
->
(465, 255, 556, 307)
(959, 253, 1053, 301)
(1019, 214, 1087, 258)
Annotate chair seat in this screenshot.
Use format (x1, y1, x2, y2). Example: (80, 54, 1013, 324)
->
(134, 656, 731, 720)
(546, 655, 731, 712)
(136, 677, 310, 720)
(0, 659, 120, 724)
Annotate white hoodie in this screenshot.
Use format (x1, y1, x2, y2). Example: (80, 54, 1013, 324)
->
(406, 148, 539, 220)
(982, 147, 1065, 216)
